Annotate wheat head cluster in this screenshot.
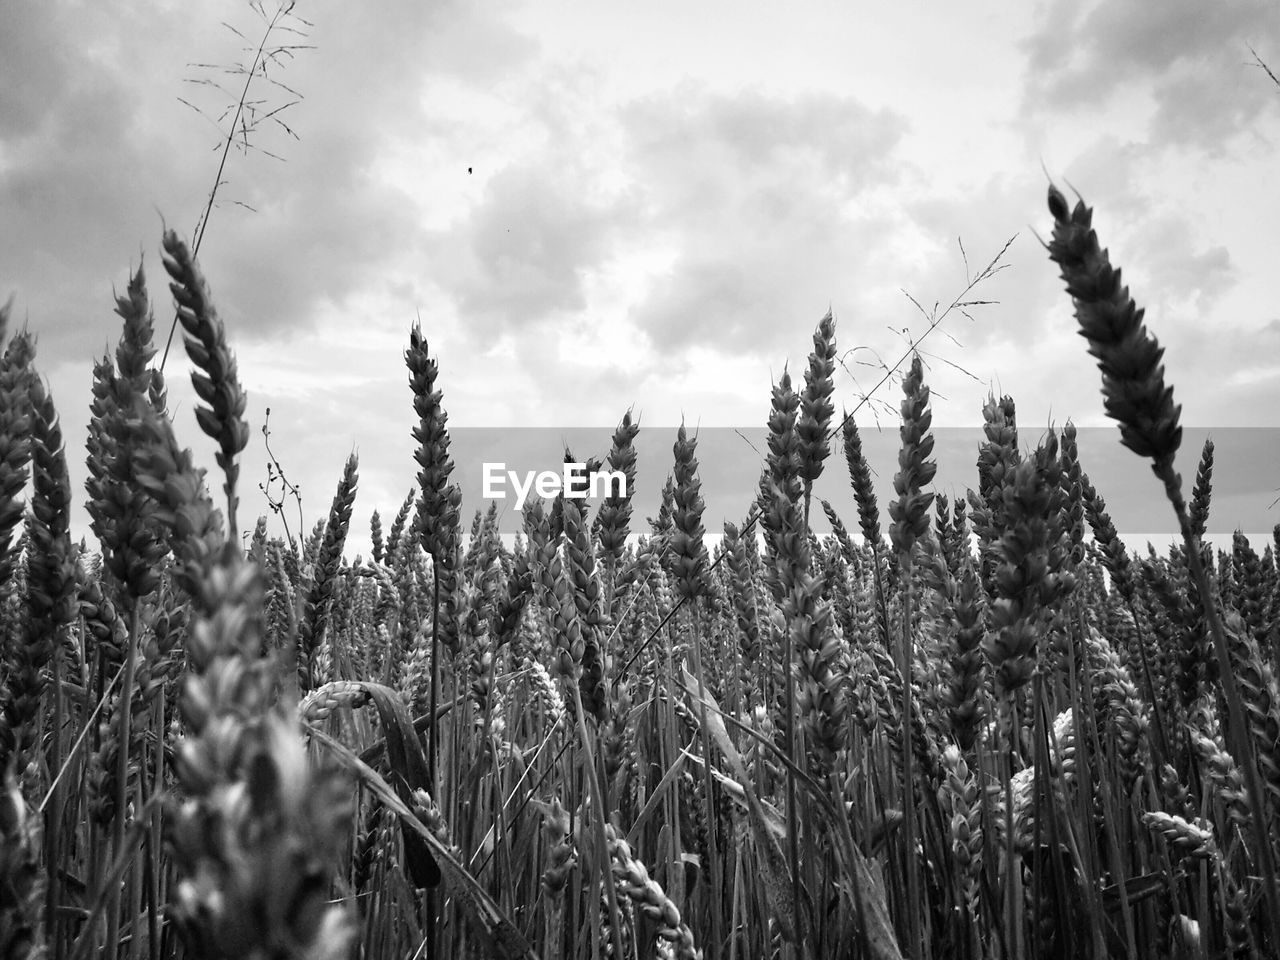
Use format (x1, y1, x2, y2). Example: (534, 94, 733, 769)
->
(1, 189, 1279, 960)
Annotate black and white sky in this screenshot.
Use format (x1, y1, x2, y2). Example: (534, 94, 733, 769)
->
(4, 0, 1280, 557)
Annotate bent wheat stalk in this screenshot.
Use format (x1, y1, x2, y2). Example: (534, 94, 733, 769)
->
(1046, 183, 1280, 946)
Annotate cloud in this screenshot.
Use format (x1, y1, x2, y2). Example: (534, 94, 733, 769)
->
(425, 159, 634, 342)
(0, 3, 202, 363)
(1043, 138, 1239, 322)
(1022, 0, 1280, 151)
(618, 89, 908, 358)
(903, 176, 1062, 354)
(0, 4, 74, 141)
(415, 85, 911, 384)
(0, 0, 541, 365)
(1127, 216, 1234, 320)
(1157, 314, 1280, 426)
(171, 0, 543, 343)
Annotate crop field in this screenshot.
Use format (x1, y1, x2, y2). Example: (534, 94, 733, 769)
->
(1, 187, 1278, 960)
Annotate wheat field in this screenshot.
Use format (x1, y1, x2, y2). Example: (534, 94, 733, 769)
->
(1, 189, 1278, 960)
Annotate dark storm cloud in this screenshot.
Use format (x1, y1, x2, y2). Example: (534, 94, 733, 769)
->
(1022, 0, 1280, 150)
(618, 90, 908, 357)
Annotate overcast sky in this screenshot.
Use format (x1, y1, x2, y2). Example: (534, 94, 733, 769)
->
(4, 0, 1280, 559)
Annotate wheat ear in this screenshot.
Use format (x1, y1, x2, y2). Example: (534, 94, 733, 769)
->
(160, 230, 250, 538)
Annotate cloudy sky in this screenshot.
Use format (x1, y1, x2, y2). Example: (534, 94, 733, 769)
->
(4, 0, 1279, 558)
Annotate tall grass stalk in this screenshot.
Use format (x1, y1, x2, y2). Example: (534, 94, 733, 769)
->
(161, 0, 313, 371)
